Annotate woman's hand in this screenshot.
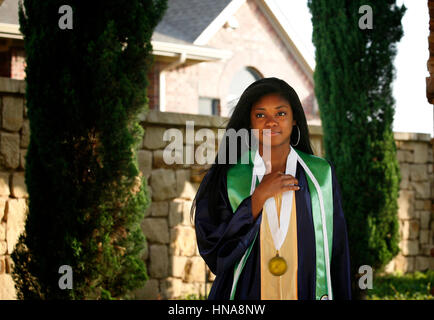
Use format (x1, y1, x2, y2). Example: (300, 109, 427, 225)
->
(251, 160, 300, 219)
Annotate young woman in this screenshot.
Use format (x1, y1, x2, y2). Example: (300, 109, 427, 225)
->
(192, 77, 351, 300)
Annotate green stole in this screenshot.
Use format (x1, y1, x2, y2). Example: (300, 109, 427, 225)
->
(227, 148, 334, 300)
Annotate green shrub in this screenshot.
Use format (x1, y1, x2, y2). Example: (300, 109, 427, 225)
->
(307, 0, 406, 298)
(11, 0, 167, 299)
(367, 270, 434, 300)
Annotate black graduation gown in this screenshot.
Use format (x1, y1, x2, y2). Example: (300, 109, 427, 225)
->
(194, 160, 352, 300)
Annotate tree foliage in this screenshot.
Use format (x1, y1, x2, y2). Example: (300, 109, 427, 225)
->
(308, 0, 406, 296)
(11, 0, 167, 299)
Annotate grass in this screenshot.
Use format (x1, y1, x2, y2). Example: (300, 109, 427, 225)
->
(366, 270, 434, 300)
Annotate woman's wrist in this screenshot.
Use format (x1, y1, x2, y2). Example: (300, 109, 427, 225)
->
(251, 190, 265, 219)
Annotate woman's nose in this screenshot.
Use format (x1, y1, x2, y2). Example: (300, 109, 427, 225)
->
(265, 115, 278, 127)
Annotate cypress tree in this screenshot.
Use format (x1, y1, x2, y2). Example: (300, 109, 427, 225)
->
(307, 1, 406, 297)
(11, 0, 167, 299)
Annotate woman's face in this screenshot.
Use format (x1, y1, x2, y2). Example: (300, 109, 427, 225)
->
(250, 93, 296, 148)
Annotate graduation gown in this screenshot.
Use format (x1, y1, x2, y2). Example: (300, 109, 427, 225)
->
(194, 160, 352, 300)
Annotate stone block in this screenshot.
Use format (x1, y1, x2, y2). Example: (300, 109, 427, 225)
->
(171, 255, 188, 278)
(0, 222, 5, 240)
(0, 77, 25, 94)
(0, 274, 16, 300)
(141, 218, 169, 244)
(394, 254, 414, 273)
(400, 240, 419, 256)
(148, 244, 169, 279)
(384, 259, 395, 273)
(169, 199, 184, 227)
(183, 200, 193, 227)
(397, 149, 413, 163)
(413, 143, 428, 163)
(409, 164, 428, 182)
(5, 199, 27, 254)
(175, 170, 198, 201)
(143, 127, 168, 150)
(0, 173, 9, 197)
(191, 165, 209, 183)
(415, 200, 431, 211)
(184, 257, 206, 283)
(2, 96, 23, 132)
(176, 169, 190, 195)
(133, 279, 160, 300)
(150, 201, 169, 217)
(170, 226, 196, 256)
(141, 239, 148, 261)
(161, 277, 183, 299)
(137, 150, 152, 179)
(19, 148, 26, 170)
(208, 269, 216, 282)
(5, 256, 13, 274)
(399, 163, 409, 189)
(400, 220, 419, 240)
(0, 241, 6, 255)
(420, 230, 429, 244)
(397, 190, 415, 219)
(153, 149, 184, 169)
(11, 172, 28, 198)
(410, 181, 430, 199)
(415, 256, 429, 271)
(420, 211, 431, 229)
(0, 256, 5, 274)
(0, 198, 6, 222)
(150, 169, 177, 201)
(0, 132, 20, 169)
(20, 120, 29, 148)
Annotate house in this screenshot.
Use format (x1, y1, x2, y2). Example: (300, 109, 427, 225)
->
(0, 0, 319, 121)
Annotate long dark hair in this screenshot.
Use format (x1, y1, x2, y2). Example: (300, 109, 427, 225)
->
(191, 77, 314, 224)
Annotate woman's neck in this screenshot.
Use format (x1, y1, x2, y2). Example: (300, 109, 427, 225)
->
(259, 143, 291, 173)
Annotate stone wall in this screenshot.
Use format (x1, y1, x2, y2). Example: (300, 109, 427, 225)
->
(0, 76, 432, 299)
(0, 77, 28, 300)
(385, 133, 434, 273)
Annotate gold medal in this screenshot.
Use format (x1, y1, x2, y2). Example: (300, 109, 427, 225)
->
(268, 251, 287, 276)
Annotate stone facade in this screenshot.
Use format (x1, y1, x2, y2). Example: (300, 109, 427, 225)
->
(0, 77, 432, 300)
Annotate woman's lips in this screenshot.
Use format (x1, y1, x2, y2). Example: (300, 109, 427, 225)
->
(263, 130, 281, 136)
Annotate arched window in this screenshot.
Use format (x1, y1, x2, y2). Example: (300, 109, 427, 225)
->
(226, 67, 262, 116)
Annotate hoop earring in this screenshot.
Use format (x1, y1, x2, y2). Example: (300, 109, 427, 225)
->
(291, 125, 300, 147)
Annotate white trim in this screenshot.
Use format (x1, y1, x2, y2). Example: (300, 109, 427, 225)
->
(194, 0, 246, 45)
(159, 52, 187, 112)
(0, 23, 234, 62)
(0, 23, 22, 39)
(152, 40, 232, 61)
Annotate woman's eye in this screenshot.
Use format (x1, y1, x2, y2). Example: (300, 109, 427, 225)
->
(277, 111, 286, 116)
(256, 113, 264, 118)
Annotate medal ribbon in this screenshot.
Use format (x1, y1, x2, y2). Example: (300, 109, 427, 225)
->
(253, 149, 297, 253)
(227, 148, 333, 300)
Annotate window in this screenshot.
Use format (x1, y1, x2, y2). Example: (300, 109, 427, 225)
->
(227, 67, 262, 116)
(199, 97, 220, 116)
